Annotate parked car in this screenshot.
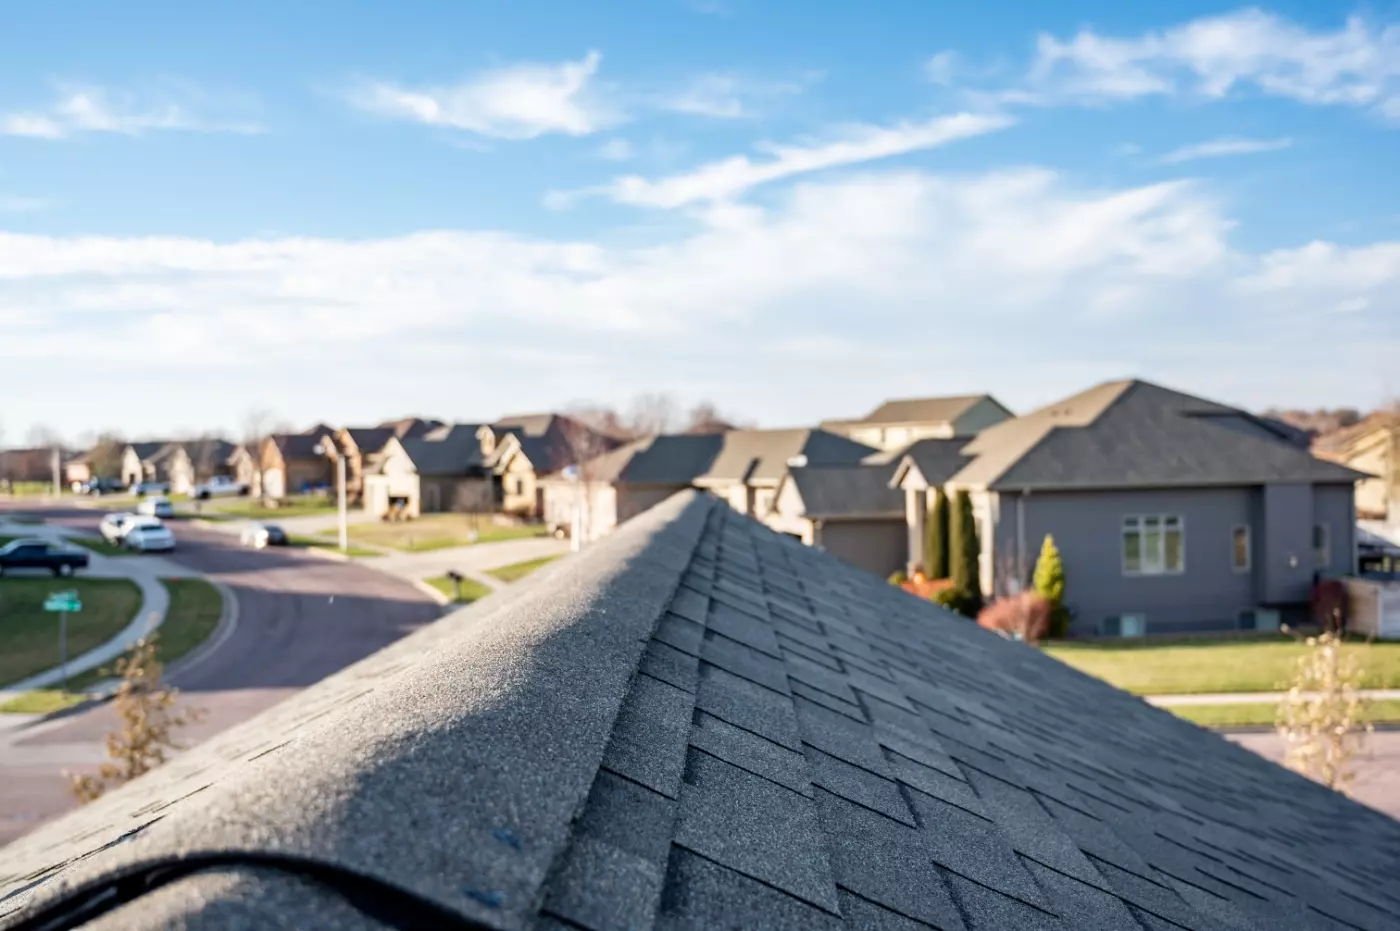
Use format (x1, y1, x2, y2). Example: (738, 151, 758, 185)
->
(0, 538, 89, 576)
(99, 512, 141, 544)
(240, 522, 288, 549)
(124, 518, 175, 553)
(130, 481, 171, 497)
(137, 496, 176, 519)
(192, 476, 249, 500)
(72, 477, 125, 496)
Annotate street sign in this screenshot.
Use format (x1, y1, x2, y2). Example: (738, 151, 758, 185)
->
(44, 591, 81, 613)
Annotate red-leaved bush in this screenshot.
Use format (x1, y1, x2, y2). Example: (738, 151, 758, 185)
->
(977, 592, 1051, 645)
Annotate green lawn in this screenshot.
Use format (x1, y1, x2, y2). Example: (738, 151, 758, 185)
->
(0, 578, 142, 687)
(68, 536, 131, 557)
(348, 515, 549, 553)
(1169, 699, 1400, 729)
(0, 578, 224, 713)
(193, 494, 338, 520)
(425, 574, 494, 604)
(0, 535, 17, 548)
(487, 554, 563, 583)
(288, 535, 382, 559)
(1044, 636, 1400, 696)
(0, 482, 57, 497)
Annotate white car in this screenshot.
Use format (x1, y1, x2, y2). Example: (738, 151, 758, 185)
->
(99, 512, 140, 545)
(124, 518, 176, 553)
(193, 476, 249, 499)
(137, 496, 175, 519)
(240, 522, 288, 549)
(131, 481, 171, 497)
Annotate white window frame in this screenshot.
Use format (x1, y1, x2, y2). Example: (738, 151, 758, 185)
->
(1122, 514, 1186, 576)
(1314, 523, 1331, 570)
(1231, 525, 1251, 573)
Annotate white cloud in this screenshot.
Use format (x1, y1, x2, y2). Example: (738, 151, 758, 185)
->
(348, 51, 616, 139)
(1, 85, 262, 139)
(1026, 9, 1400, 117)
(598, 138, 635, 161)
(925, 51, 958, 86)
(593, 112, 1014, 208)
(1156, 135, 1293, 164)
(0, 195, 47, 213)
(4, 166, 1396, 434)
(657, 72, 809, 119)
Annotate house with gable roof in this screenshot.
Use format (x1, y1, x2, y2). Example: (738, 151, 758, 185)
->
(822, 394, 1014, 451)
(893, 379, 1368, 636)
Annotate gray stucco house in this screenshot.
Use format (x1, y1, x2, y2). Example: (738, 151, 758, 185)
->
(768, 460, 906, 578)
(893, 379, 1367, 636)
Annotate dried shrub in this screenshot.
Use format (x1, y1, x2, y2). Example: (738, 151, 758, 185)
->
(1276, 630, 1371, 794)
(1310, 579, 1348, 634)
(977, 592, 1051, 644)
(68, 637, 203, 803)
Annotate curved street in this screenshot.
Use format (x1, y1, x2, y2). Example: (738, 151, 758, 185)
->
(0, 502, 443, 845)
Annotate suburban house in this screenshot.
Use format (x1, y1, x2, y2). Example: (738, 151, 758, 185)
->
(822, 394, 1013, 451)
(692, 427, 877, 518)
(893, 379, 1367, 636)
(0, 447, 58, 485)
(1314, 411, 1399, 522)
(767, 458, 906, 577)
(336, 419, 439, 505)
(8, 492, 1398, 931)
(227, 444, 261, 495)
(119, 441, 173, 488)
(260, 427, 337, 500)
(538, 433, 725, 541)
(482, 413, 620, 517)
(364, 423, 495, 518)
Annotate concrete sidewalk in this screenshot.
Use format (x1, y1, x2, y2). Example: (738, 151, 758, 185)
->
(0, 519, 197, 698)
(361, 537, 568, 589)
(1147, 688, 1400, 706)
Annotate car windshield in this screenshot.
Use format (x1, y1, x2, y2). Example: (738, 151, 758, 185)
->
(0, 540, 42, 554)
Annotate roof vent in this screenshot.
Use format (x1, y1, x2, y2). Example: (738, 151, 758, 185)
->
(786, 454, 809, 468)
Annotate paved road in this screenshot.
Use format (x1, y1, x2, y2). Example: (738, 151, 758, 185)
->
(0, 500, 443, 846)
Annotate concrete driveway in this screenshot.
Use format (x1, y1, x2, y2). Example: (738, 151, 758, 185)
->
(361, 536, 569, 587)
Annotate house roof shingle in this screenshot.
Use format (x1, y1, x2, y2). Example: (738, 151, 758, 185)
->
(859, 394, 992, 426)
(342, 427, 399, 456)
(126, 441, 170, 462)
(271, 431, 334, 462)
(696, 428, 876, 487)
(882, 436, 976, 488)
(398, 424, 488, 476)
(540, 434, 724, 486)
(951, 379, 1367, 491)
(784, 462, 904, 519)
(3, 491, 1398, 930)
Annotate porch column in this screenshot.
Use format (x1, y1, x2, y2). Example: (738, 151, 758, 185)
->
(905, 486, 927, 575)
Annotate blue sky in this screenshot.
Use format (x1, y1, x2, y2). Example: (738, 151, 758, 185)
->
(2, 1, 1399, 442)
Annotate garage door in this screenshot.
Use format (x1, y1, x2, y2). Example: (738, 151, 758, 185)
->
(263, 468, 285, 500)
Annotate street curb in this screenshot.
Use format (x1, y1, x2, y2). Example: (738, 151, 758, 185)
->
(165, 578, 240, 681)
(411, 578, 452, 607)
(295, 545, 352, 563)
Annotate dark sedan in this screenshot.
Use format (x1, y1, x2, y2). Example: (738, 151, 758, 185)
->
(0, 539, 90, 576)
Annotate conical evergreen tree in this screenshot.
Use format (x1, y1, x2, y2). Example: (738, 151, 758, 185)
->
(1033, 534, 1065, 604)
(925, 488, 949, 579)
(949, 490, 982, 615)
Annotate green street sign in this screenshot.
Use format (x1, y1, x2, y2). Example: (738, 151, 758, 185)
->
(44, 594, 81, 613)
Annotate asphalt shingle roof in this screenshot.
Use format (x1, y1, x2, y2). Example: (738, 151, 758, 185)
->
(4, 491, 1399, 930)
(786, 462, 904, 519)
(342, 427, 399, 455)
(952, 380, 1366, 491)
(860, 395, 993, 426)
(696, 429, 876, 486)
(399, 423, 487, 476)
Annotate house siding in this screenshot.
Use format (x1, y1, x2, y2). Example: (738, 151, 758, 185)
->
(617, 486, 682, 524)
(422, 476, 494, 515)
(1000, 487, 1261, 636)
(1258, 483, 1314, 605)
(1313, 483, 1356, 576)
(816, 519, 906, 578)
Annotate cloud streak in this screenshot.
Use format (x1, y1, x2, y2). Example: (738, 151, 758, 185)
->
(348, 51, 617, 139)
(1156, 135, 1293, 164)
(579, 112, 1013, 208)
(1, 85, 263, 139)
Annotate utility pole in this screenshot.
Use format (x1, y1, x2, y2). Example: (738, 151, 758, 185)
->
(337, 452, 348, 552)
(51, 447, 61, 498)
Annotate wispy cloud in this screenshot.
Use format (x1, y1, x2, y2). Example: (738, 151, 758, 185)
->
(0, 85, 262, 139)
(657, 71, 811, 119)
(1023, 9, 1400, 118)
(597, 138, 635, 161)
(6, 168, 1396, 430)
(1156, 135, 1293, 164)
(347, 50, 617, 139)
(574, 112, 1012, 209)
(925, 51, 958, 86)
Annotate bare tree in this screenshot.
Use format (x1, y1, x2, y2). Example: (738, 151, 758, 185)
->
(242, 408, 275, 502)
(566, 401, 632, 440)
(186, 432, 225, 483)
(1277, 630, 1372, 794)
(556, 412, 625, 545)
(25, 423, 64, 449)
(87, 433, 127, 480)
(626, 392, 678, 437)
(684, 400, 737, 434)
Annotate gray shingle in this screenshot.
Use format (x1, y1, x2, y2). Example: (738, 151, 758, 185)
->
(695, 663, 802, 750)
(641, 640, 701, 694)
(656, 848, 843, 931)
(654, 611, 705, 656)
(701, 632, 791, 694)
(804, 745, 915, 827)
(602, 673, 695, 799)
(944, 872, 1066, 931)
(690, 711, 811, 797)
(675, 749, 839, 912)
(813, 789, 967, 930)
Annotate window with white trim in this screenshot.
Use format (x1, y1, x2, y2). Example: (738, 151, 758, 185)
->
(1122, 515, 1184, 575)
(1231, 525, 1251, 573)
(1313, 523, 1330, 569)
